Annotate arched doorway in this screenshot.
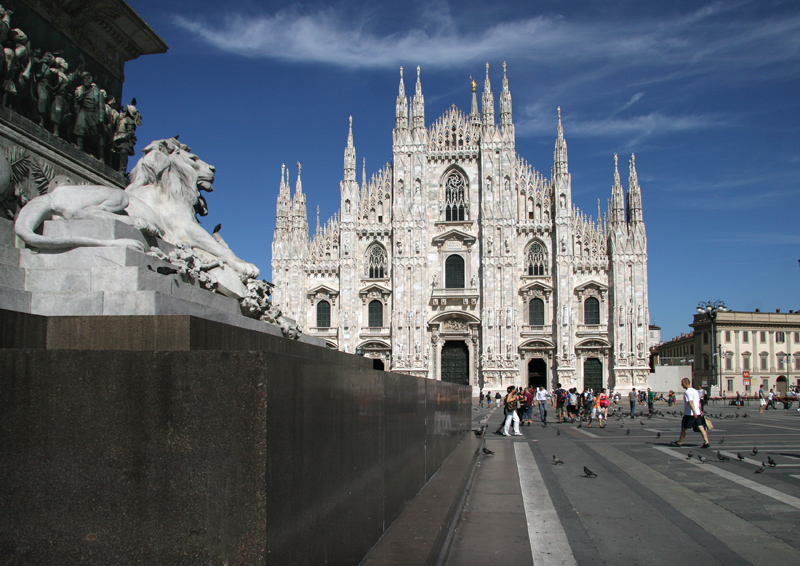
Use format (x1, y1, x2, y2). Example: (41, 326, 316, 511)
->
(584, 358, 603, 391)
(776, 375, 788, 396)
(528, 359, 547, 388)
(441, 341, 469, 385)
(373, 359, 385, 371)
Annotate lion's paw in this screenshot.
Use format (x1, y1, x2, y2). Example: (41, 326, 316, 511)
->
(133, 217, 162, 237)
(115, 238, 146, 252)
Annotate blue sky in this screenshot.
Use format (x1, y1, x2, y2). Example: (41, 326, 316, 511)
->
(122, 0, 800, 342)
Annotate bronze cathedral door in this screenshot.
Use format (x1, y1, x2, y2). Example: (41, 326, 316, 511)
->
(441, 341, 469, 385)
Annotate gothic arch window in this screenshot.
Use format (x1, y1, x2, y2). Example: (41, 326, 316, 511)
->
(316, 300, 331, 328)
(584, 297, 600, 325)
(525, 241, 548, 276)
(366, 244, 387, 279)
(529, 298, 544, 326)
(444, 169, 468, 221)
(445, 254, 465, 289)
(368, 300, 383, 328)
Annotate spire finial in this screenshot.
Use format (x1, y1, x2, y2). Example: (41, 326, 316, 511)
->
(484, 62, 491, 92)
(347, 115, 353, 147)
(415, 65, 422, 95)
(470, 75, 476, 93)
(295, 161, 302, 194)
(398, 66, 405, 96)
(316, 205, 320, 233)
(362, 157, 366, 186)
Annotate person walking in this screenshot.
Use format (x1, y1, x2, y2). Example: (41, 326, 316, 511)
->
(554, 383, 568, 423)
(647, 388, 655, 414)
(597, 388, 609, 427)
(629, 388, 637, 418)
(582, 389, 594, 424)
(674, 377, 710, 448)
(495, 391, 502, 408)
(767, 388, 776, 410)
(535, 386, 550, 426)
(523, 386, 535, 426)
(758, 385, 766, 414)
(502, 386, 523, 436)
(479, 390, 485, 409)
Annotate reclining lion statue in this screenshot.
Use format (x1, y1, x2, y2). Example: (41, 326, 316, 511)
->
(14, 137, 259, 279)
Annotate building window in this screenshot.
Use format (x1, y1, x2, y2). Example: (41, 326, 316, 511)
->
(743, 355, 750, 370)
(795, 356, 800, 371)
(525, 241, 548, 276)
(745, 382, 751, 392)
(366, 244, 387, 279)
(795, 332, 800, 343)
(776, 331, 785, 343)
(444, 170, 467, 221)
(760, 355, 768, 371)
(316, 300, 331, 328)
(725, 331, 731, 343)
(743, 331, 749, 343)
(368, 300, 383, 328)
(584, 297, 600, 325)
(727, 379, 733, 392)
(778, 356, 785, 370)
(704, 332, 708, 344)
(762, 378, 769, 389)
(725, 356, 733, 370)
(703, 355, 709, 371)
(760, 331, 766, 343)
(529, 298, 544, 326)
(445, 254, 465, 288)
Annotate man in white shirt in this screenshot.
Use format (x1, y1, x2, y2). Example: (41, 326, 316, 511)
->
(535, 386, 550, 426)
(674, 378, 709, 448)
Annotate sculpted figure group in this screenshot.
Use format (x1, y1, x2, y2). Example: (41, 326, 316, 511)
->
(0, 4, 141, 171)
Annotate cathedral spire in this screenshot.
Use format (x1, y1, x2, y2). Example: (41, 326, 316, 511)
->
(553, 107, 568, 177)
(500, 61, 512, 127)
(294, 162, 303, 197)
(344, 116, 356, 183)
(396, 66, 408, 129)
(610, 153, 625, 225)
(470, 75, 480, 124)
(412, 65, 425, 130)
(316, 205, 320, 234)
(482, 62, 495, 125)
(361, 157, 367, 189)
(627, 153, 643, 224)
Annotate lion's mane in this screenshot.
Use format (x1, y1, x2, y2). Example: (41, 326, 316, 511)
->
(127, 138, 199, 206)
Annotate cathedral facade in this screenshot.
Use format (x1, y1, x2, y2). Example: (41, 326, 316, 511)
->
(272, 64, 650, 393)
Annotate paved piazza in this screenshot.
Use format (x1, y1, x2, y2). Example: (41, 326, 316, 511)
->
(447, 401, 800, 565)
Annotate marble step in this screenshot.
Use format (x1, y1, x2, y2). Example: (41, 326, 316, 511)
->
(0, 263, 24, 289)
(0, 284, 32, 313)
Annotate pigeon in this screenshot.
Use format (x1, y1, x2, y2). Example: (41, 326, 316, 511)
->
(698, 456, 708, 464)
(640, 421, 645, 426)
(583, 466, 597, 477)
(157, 266, 179, 275)
(719, 437, 725, 444)
(754, 465, 766, 474)
(687, 451, 694, 459)
(768, 456, 777, 467)
(743, 413, 748, 418)
(626, 429, 631, 435)
(717, 452, 730, 462)
(213, 223, 222, 234)
(737, 453, 745, 461)
(557, 430, 561, 436)
(482, 447, 495, 455)
(474, 425, 486, 437)
(620, 424, 625, 428)
(752, 447, 759, 455)
(656, 432, 661, 438)
(553, 455, 564, 465)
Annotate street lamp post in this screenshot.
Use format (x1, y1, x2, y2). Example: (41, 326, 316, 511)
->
(697, 300, 727, 397)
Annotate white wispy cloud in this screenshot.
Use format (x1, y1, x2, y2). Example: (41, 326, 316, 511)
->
(173, 2, 800, 71)
(617, 92, 645, 114)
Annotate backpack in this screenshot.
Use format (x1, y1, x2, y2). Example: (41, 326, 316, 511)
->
(556, 389, 567, 404)
(568, 393, 578, 406)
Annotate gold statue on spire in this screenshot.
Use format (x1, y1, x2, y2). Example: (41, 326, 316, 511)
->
(470, 76, 477, 93)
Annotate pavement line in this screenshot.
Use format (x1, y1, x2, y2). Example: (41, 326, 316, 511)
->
(572, 428, 600, 438)
(742, 422, 800, 432)
(588, 444, 800, 565)
(653, 446, 800, 511)
(514, 443, 578, 566)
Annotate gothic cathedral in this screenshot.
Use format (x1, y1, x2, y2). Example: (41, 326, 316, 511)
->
(272, 64, 650, 393)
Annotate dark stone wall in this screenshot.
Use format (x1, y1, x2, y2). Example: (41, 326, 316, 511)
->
(0, 343, 470, 565)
